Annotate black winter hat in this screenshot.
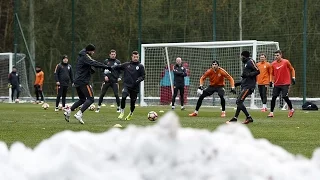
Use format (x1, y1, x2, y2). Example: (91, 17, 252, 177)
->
(61, 55, 68, 60)
(85, 44, 95, 51)
(241, 51, 250, 58)
(212, 60, 219, 66)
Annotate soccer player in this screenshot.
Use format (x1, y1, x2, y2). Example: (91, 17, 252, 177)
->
(54, 55, 73, 112)
(256, 53, 272, 112)
(107, 51, 145, 121)
(226, 51, 260, 124)
(8, 66, 21, 102)
(189, 60, 236, 118)
(267, 50, 295, 118)
(95, 49, 122, 113)
(171, 57, 187, 110)
(34, 65, 45, 104)
(63, 44, 110, 124)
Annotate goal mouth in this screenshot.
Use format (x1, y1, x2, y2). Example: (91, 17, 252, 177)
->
(0, 53, 32, 103)
(140, 40, 280, 108)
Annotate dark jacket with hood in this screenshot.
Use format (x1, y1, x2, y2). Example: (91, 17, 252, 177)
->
(54, 59, 73, 86)
(73, 49, 108, 87)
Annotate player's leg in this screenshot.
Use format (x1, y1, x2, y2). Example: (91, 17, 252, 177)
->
(11, 87, 15, 102)
(16, 86, 20, 102)
(111, 83, 121, 112)
(281, 85, 294, 117)
(226, 88, 253, 124)
(64, 86, 85, 122)
(74, 85, 94, 124)
(118, 87, 129, 119)
(125, 90, 138, 121)
(61, 86, 68, 108)
(258, 85, 267, 111)
(96, 82, 108, 112)
(34, 86, 39, 103)
(79, 85, 94, 113)
(55, 86, 62, 111)
(279, 93, 284, 108)
(189, 86, 214, 116)
(179, 86, 185, 110)
(268, 86, 281, 117)
(171, 87, 179, 109)
(217, 87, 226, 117)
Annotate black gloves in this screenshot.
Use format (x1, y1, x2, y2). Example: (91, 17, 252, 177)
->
(235, 82, 241, 87)
(198, 86, 205, 90)
(291, 78, 296, 85)
(230, 88, 236, 94)
(269, 82, 273, 87)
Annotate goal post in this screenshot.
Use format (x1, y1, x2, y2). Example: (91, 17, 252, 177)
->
(140, 40, 280, 109)
(0, 53, 33, 103)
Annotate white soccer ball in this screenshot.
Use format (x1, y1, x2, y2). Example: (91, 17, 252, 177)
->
(89, 104, 96, 111)
(148, 111, 158, 121)
(58, 104, 63, 110)
(42, 103, 50, 110)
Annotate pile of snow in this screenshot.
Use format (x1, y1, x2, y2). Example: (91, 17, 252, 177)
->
(0, 111, 320, 180)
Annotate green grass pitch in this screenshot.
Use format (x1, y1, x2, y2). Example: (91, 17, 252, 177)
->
(1, 103, 320, 158)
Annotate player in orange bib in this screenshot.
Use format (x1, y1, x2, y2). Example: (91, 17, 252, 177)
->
(189, 60, 235, 118)
(256, 53, 272, 112)
(268, 50, 296, 118)
(34, 65, 45, 104)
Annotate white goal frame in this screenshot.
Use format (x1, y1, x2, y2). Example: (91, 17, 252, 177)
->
(140, 40, 280, 108)
(0, 52, 32, 103)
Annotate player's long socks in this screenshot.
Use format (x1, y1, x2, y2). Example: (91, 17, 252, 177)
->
(238, 102, 250, 117)
(195, 95, 205, 111)
(115, 95, 120, 107)
(282, 96, 293, 110)
(130, 99, 136, 112)
(270, 96, 277, 112)
(71, 100, 85, 111)
(120, 96, 127, 109)
(220, 96, 226, 111)
(80, 98, 94, 113)
(234, 107, 241, 118)
(180, 94, 184, 107)
(56, 96, 61, 108)
(61, 96, 66, 107)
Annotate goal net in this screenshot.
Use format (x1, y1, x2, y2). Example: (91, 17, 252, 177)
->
(0, 53, 33, 102)
(140, 40, 280, 109)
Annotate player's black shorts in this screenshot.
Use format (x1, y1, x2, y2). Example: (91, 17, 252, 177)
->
(272, 85, 290, 97)
(203, 86, 225, 97)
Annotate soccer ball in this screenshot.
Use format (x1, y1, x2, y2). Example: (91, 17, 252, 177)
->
(148, 111, 158, 121)
(42, 103, 50, 110)
(89, 104, 96, 111)
(58, 104, 63, 110)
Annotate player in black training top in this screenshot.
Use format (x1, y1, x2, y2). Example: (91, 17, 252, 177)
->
(107, 51, 145, 121)
(63, 44, 109, 124)
(54, 55, 73, 111)
(95, 49, 122, 113)
(171, 57, 187, 110)
(226, 51, 260, 125)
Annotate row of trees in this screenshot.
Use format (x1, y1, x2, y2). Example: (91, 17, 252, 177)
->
(1, 0, 320, 97)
